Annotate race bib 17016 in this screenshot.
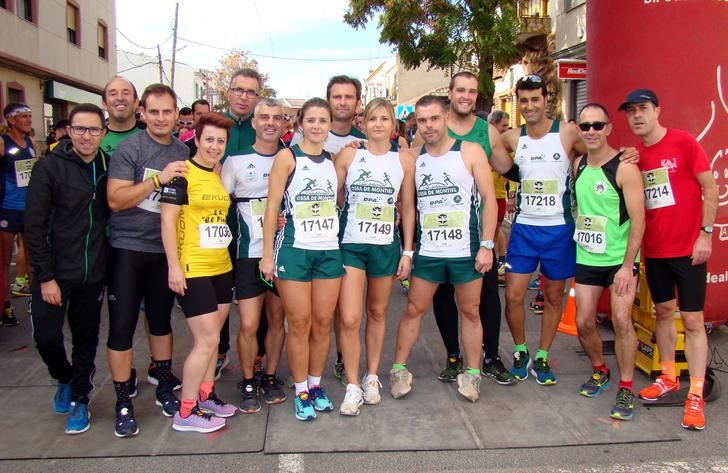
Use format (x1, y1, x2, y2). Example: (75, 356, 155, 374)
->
(574, 214, 607, 254)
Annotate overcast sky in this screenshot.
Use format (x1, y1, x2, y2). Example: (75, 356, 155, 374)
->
(115, 0, 393, 98)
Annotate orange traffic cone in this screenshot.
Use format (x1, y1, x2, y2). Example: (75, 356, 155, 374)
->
(558, 280, 578, 336)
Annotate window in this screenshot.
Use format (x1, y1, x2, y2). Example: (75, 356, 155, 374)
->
(97, 22, 108, 59)
(17, 0, 33, 22)
(67, 2, 80, 46)
(564, 0, 586, 10)
(8, 82, 25, 104)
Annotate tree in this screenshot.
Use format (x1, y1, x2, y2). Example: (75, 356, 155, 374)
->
(212, 49, 276, 112)
(344, 1, 520, 111)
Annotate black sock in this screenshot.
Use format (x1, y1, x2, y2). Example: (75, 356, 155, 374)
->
(114, 379, 132, 404)
(152, 359, 172, 386)
(336, 352, 343, 364)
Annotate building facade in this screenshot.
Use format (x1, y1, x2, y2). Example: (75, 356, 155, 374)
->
(0, 0, 117, 144)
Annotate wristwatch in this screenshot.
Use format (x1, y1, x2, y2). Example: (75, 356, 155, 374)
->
(701, 225, 714, 234)
(480, 240, 495, 250)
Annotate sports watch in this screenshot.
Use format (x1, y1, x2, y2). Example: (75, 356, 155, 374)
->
(480, 240, 495, 250)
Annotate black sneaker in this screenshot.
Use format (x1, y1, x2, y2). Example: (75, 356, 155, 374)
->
(11, 284, 31, 297)
(262, 375, 287, 404)
(481, 357, 516, 385)
(1, 303, 18, 326)
(333, 361, 346, 385)
(147, 363, 182, 391)
(155, 384, 180, 417)
(114, 401, 139, 438)
(438, 354, 463, 383)
(238, 379, 261, 413)
(529, 291, 544, 315)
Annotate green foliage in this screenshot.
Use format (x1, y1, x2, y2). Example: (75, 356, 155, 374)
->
(212, 49, 276, 112)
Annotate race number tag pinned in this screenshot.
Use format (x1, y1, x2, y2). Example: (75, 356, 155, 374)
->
(138, 168, 162, 213)
(642, 168, 675, 209)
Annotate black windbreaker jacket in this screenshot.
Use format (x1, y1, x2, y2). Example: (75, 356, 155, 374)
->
(25, 141, 109, 285)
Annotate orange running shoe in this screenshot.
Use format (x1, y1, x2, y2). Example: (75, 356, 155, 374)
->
(682, 394, 705, 431)
(637, 375, 680, 401)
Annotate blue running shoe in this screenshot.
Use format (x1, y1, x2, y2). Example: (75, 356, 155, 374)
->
(309, 386, 334, 412)
(155, 385, 180, 417)
(511, 350, 531, 381)
(294, 392, 317, 421)
(65, 402, 90, 434)
(531, 358, 557, 385)
(54, 383, 72, 415)
(579, 369, 610, 397)
(114, 401, 139, 438)
(527, 276, 541, 291)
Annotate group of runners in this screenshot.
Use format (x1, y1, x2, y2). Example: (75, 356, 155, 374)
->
(3, 66, 716, 437)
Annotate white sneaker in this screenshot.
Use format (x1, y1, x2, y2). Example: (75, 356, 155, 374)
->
(457, 372, 481, 402)
(390, 367, 413, 399)
(339, 384, 364, 416)
(362, 374, 382, 405)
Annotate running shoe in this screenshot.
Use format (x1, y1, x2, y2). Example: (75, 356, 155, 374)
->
(400, 279, 410, 294)
(638, 375, 680, 401)
(294, 392, 317, 421)
(199, 390, 237, 418)
(438, 354, 463, 383)
(497, 262, 506, 286)
(333, 361, 346, 384)
(9, 278, 26, 294)
(610, 388, 634, 421)
(682, 394, 705, 431)
(114, 401, 139, 438)
(147, 363, 182, 390)
(309, 386, 334, 412)
(54, 383, 72, 414)
(531, 357, 557, 385)
(579, 369, 610, 397)
(173, 406, 226, 433)
(529, 291, 544, 315)
(339, 385, 364, 416)
(238, 379, 261, 413)
(1, 303, 18, 326)
(261, 375, 287, 404)
(390, 367, 413, 399)
(457, 372, 482, 402)
(11, 284, 31, 297)
(362, 374, 382, 405)
(155, 385, 180, 417)
(527, 276, 541, 291)
(214, 353, 229, 381)
(65, 402, 90, 435)
(482, 357, 516, 385)
(511, 350, 531, 381)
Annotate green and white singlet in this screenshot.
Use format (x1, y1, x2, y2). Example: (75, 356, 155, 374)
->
(514, 120, 573, 226)
(340, 144, 403, 245)
(573, 153, 635, 267)
(275, 145, 339, 251)
(415, 140, 479, 258)
(220, 146, 275, 258)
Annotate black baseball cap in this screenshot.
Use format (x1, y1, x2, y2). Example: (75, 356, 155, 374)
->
(618, 89, 659, 111)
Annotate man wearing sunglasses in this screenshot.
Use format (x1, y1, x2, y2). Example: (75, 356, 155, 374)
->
(25, 104, 110, 434)
(173, 107, 194, 138)
(620, 89, 718, 431)
(572, 103, 644, 422)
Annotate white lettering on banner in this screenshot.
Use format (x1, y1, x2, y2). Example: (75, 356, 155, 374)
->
(707, 271, 728, 284)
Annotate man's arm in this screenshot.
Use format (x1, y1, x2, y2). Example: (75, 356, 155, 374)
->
(24, 160, 55, 282)
(107, 160, 188, 211)
(692, 170, 719, 265)
(488, 125, 516, 175)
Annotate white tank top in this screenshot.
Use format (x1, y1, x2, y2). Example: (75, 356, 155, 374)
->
(415, 140, 480, 258)
(514, 120, 573, 226)
(341, 145, 403, 245)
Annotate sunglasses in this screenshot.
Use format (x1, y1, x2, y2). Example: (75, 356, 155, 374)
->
(518, 74, 543, 85)
(578, 121, 608, 132)
(177, 120, 193, 126)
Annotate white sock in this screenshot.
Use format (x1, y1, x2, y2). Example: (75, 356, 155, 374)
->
(294, 381, 307, 396)
(307, 375, 321, 389)
(346, 383, 360, 392)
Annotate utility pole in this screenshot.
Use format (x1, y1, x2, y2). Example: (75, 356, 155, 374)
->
(170, 2, 179, 89)
(157, 45, 163, 83)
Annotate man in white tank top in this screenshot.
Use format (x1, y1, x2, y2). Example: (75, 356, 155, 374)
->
(389, 95, 498, 403)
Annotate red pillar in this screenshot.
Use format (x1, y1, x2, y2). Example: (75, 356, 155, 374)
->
(587, 0, 728, 324)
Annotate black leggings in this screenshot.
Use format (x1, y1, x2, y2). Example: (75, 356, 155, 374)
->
(432, 252, 501, 359)
(106, 248, 174, 351)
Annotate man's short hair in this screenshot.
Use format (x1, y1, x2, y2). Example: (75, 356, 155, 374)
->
(488, 110, 510, 124)
(191, 99, 210, 113)
(140, 83, 177, 109)
(68, 103, 105, 127)
(406, 112, 415, 121)
(254, 98, 284, 116)
(449, 71, 478, 90)
(179, 107, 193, 116)
(102, 75, 139, 102)
(53, 119, 70, 130)
(415, 95, 447, 111)
(326, 75, 362, 100)
(579, 103, 610, 121)
(515, 74, 547, 99)
(229, 68, 263, 90)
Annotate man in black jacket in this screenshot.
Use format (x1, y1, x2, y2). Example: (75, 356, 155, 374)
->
(25, 103, 109, 435)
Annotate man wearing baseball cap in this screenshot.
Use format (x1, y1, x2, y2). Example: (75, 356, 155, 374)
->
(619, 88, 718, 431)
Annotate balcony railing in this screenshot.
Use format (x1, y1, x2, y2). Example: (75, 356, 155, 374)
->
(517, 0, 551, 41)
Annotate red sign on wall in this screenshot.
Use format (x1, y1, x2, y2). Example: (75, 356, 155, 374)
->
(558, 60, 587, 80)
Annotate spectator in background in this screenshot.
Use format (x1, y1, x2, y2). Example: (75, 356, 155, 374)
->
(174, 107, 194, 138)
(181, 99, 211, 157)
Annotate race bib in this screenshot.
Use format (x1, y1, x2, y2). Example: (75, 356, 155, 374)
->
(520, 179, 560, 216)
(574, 215, 607, 254)
(422, 211, 467, 251)
(199, 223, 232, 249)
(137, 168, 162, 213)
(249, 199, 267, 240)
(294, 200, 338, 243)
(14, 159, 35, 188)
(351, 203, 395, 244)
(642, 168, 675, 210)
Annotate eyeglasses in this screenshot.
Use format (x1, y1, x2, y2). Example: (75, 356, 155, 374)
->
(578, 121, 608, 132)
(177, 120, 193, 126)
(230, 87, 259, 98)
(70, 126, 104, 136)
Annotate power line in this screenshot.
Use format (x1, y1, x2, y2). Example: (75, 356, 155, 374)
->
(117, 28, 172, 51)
(177, 36, 393, 62)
